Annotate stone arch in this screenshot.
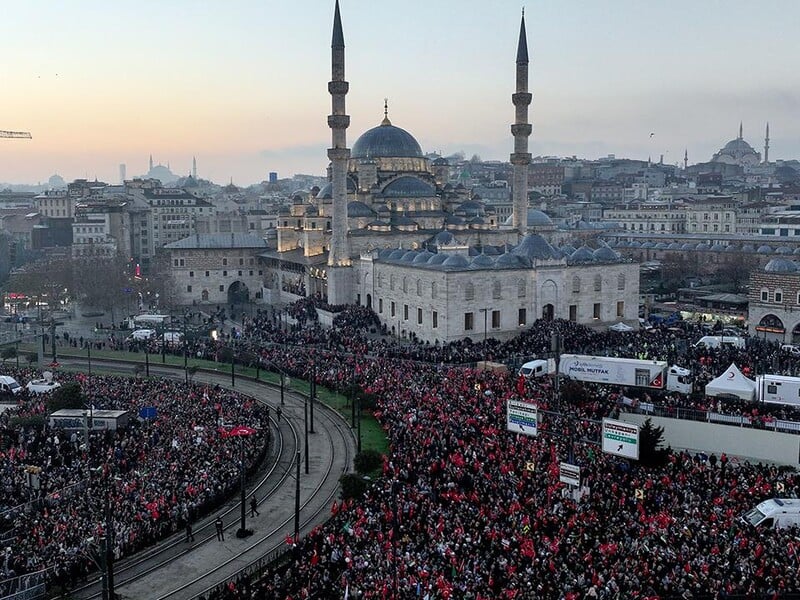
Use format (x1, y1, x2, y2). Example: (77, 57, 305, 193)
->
(227, 281, 250, 305)
(757, 313, 785, 343)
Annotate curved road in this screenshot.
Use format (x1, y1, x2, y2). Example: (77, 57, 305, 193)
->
(58, 358, 356, 600)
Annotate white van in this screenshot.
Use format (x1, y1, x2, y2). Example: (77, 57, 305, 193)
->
(26, 379, 61, 394)
(743, 498, 800, 529)
(693, 335, 746, 350)
(128, 329, 156, 341)
(518, 359, 554, 379)
(781, 344, 800, 357)
(0, 375, 23, 397)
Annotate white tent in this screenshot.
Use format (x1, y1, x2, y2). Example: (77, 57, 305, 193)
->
(704, 363, 756, 401)
(609, 322, 634, 332)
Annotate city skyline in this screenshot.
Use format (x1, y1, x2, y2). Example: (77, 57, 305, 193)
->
(1, 0, 798, 186)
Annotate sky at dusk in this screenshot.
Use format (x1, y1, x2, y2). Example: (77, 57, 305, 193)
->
(1, 0, 798, 186)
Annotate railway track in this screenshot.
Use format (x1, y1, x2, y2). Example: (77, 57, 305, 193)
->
(52, 358, 355, 600)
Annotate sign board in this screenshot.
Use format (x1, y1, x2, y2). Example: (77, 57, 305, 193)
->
(559, 462, 581, 486)
(525, 461, 536, 472)
(602, 418, 640, 460)
(506, 399, 538, 437)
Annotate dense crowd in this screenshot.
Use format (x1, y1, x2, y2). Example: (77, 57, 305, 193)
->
(0, 371, 269, 592)
(15, 299, 800, 598)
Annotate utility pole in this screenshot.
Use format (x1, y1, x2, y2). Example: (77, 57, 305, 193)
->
(357, 395, 362, 453)
(294, 450, 300, 542)
(280, 370, 285, 406)
(237, 436, 247, 537)
(309, 361, 316, 434)
(304, 397, 309, 474)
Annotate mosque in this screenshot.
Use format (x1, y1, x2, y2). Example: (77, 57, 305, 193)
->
(710, 123, 767, 167)
(255, 2, 640, 342)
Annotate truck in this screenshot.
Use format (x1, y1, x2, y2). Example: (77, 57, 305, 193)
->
(756, 374, 800, 407)
(694, 335, 746, 350)
(743, 498, 800, 529)
(558, 354, 692, 394)
(518, 359, 556, 379)
(123, 314, 171, 330)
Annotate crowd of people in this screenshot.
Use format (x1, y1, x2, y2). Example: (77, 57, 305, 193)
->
(0, 371, 270, 593)
(12, 298, 800, 598)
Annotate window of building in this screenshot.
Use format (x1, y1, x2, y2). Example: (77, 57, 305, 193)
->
(464, 282, 475, 301)
(761, 289, 769, 302)
(464, 312, 474, 331)
(379, 298, 383, 313)
(219, 285, 224, 292)
(391, 302, 396, 317)
(593, 303, 601, 319)
(187, 285, 192, 292)
(173, 259, 179, 267)
(258, 270, 263, 276)
(617, 301, 624, 317)
(432, 311, 438, 329)
(617, 274, 625, 290)
(518, 308, 526, 326)
(775, 289, 783, 303)
(569, 305, 577, 321)
(492, 280, 502, 300)
(403, 304, 409, 321)
(223, 270, 228, 277)
(249, 270, 254, 276)
(402, 277, 408, 293)
(572, 276, 580, 294)
(517, 279, 526, 298)
(222, 258, 228, 266)
(188, 271, 194, 278)
(416, 279, 422, 296)
(417, 308, 423, 324)
(205, 271, 209, 277)
(491, 310, 500, 329)
(238, 271, 243, 277)
(431, 282, 438, 299)
(390, 275, 395, 291)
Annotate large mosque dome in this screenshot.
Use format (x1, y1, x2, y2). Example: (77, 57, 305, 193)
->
(351, 115, 423, 159)
(710, 124, 761, 166)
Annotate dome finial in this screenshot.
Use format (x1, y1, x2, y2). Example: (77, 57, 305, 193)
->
(381, 97, 391, 126)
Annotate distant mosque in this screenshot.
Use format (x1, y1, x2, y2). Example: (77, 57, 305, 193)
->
(141, 155, 180, 184)
(710, 122, 769, 167)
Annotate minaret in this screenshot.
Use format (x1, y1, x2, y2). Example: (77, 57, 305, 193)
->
(149, 154, 153, 171)
(510, 9, 532, 237)
(192, 156, 197, 179)
(739, 121, 743, 140)
(326, 0, 353, 304)
(764, 122, 770, 164)
(683, 149, 688, 170)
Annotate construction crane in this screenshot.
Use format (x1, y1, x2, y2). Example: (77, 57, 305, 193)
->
(0, 130, 32, 139)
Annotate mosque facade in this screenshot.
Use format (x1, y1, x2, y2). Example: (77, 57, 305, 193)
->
(710, 123, 764, 167)
(257, 2, 640, 341)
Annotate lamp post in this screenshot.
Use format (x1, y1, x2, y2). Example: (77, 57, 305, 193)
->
(304, 396, 309, 475)
(229, 425, 256, 538)
(479, 307, 489, 344)
(294, 450, 300, 542)
(309, 360, 316, 434)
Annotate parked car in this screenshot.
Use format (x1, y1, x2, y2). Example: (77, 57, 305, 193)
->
(26, 379, 61, 394)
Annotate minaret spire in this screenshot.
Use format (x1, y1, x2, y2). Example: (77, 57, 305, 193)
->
(739, 121, 743, 140)
(683, 148, 688, 170)
(510, 9, 532, 237)
(764, 122, 770, 164)
(192, 156, 197, 179)
(149, 154, 153, 171)
(326, 0, 353, 304)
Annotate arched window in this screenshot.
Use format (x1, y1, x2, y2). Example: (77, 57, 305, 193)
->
(416, 279, 422, 296)
(594, 274, 602, 292)
(572, 276, 581, 294)
(617, 273, 625, 291)
(464, 282, 475, 301)
(402, 277, 408, 293)
(431, 281, 438, 299)
(390, 275, 395, 291)
(775, 289, 784, 304)
(492, 280, 502, 300)
(517, 279, 526, 298)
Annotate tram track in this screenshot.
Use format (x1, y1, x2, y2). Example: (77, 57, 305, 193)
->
(51, 358, 355, 600)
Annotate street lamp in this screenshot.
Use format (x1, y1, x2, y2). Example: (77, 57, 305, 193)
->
(479, 307, 490, 344)
(227, 425, 256, 538)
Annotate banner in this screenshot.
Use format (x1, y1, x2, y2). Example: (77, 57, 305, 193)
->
(506, 399, 538, 437)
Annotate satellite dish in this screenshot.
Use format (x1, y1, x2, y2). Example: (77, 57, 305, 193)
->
(43, 371, 53, 382)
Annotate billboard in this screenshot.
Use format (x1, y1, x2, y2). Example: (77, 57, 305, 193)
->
(506, 399, 538, 437)
(602, 418, 639, 460)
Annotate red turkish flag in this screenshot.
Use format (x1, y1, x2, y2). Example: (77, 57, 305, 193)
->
(228, 425, 257, 437)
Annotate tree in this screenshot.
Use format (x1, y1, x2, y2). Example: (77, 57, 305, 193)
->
(47, 382, 84, 413)
(339, 473, 369, 500)
(72, 255, 131, 325)
(716, 252, 759, 292)
(0, 346, 16, 364)
(353, 450, 383, 475)
(638, 418, 670, 467)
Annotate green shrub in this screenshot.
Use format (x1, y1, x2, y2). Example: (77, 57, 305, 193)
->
(339, 473, 368, 500)
(354, 449, 383, 474)
(47, 382, 84, 413)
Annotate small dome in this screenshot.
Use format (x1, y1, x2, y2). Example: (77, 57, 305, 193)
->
(400, 250, 418, 262)
(503, 208, 553, 227)
(382, 176, 435, 198)
(764, 258, 798, 273)
(628, 241, 641, 248)
(654, 242, 669, 250)
(470, 254, 496, 269)
(616, 241, 629, 248)
(347, 201, 375, 218)
(593, 247, 620, 262)
(445, 214, 465, 225)
(696, 243, 710, 251)
(316, 179, 356, 199)
(668, 242, 682, 250)
(391, 215, 417, 227)
(512, 234, 563, 261)
(388, 248, 406, 260)
(640, 241, 655, 249)
(427, 253, 448, 265)
(681, 243, 695, 251)
(483, 245, 502, 256)
(560, 244, 577, 255)
(793, 248, 800, 256)
(412, 250, 434, 264)
(709, 243, 725, 252)
(741, 244, 756, 253)
(434, 230, 456, 246)
(757, 245, 773, 254)
(725, 244, 739, 253)
(441, 254, 470, 269)
(776, 246, 793, 255)
(378, 248, 394, 260)
(570, 246, 596, 264)
(496, 252, 523, 268)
